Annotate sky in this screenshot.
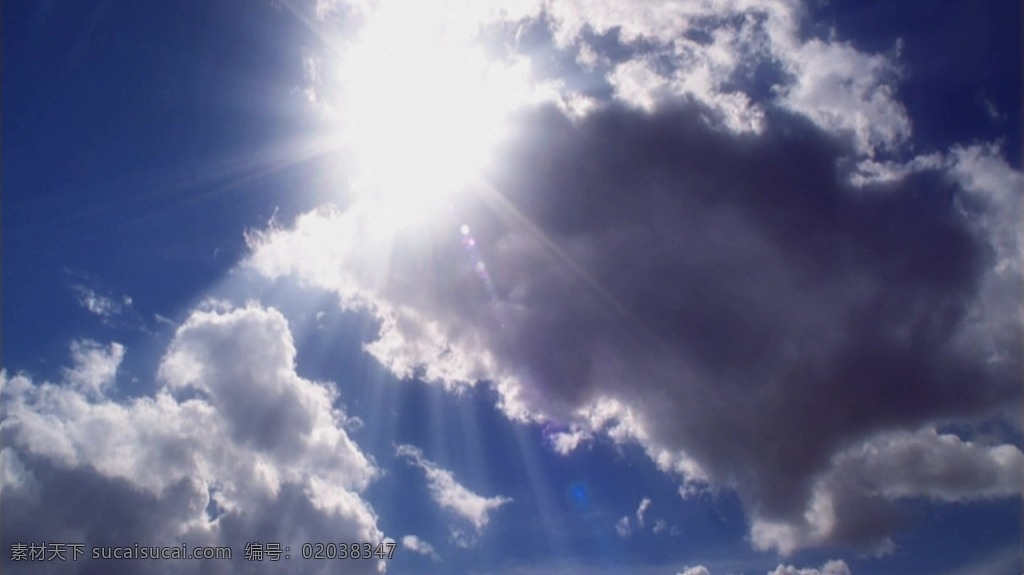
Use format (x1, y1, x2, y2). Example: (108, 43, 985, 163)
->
(1, 1, 1021, 575)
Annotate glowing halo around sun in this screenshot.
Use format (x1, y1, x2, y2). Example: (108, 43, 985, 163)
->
(331, 0, 536, 231)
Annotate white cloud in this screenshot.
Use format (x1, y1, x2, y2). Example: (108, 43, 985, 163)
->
(675, 562, 852, 575)
(0, 447, 36, 497)
(849, 152, 947, 187)
(68, 276, 148, 332)
(616, 497, 654, 537)
(607, 32, 766, 134)
(448, 525, 479, 549)
(547, 427, 590, 454)
(653, 519, 669, 534)
(63, 339, 124, 397)
(778, 38, 909, 155)
(402, 534, 441, 560)
(364, 306, 501, 391)
(768, 559, 852, 575)
(245, 205, 509, 397)
(396, 444, 512, 536)
(2, 302, 384, 574)
(751, 428, 1023, 555)
(832, 428, 1023, 501)
(608, 58, 670, 114)
(304, 0, 911, 158)
(947, 144, 1023, 276)
(530, 0, 908, 153)
(72, 284, 122, 318)
(345, 415, 365, 432)
(636, 497, 652, 527)
(615, 515, 632, 538)
(314, 0, 364, 20)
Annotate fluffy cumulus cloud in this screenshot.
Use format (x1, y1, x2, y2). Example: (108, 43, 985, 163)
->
(752, 428, 1024, 555)
(251, 0, 1023, 559)
(1, 302, 385, 574)
(313, 0, 910, 155)
(546, 426, 590, 454)
(63, 340, 125, 397)
(396, 444, 512, 546)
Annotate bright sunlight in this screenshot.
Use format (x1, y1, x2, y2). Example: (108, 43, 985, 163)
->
(334, 0, 534, 230)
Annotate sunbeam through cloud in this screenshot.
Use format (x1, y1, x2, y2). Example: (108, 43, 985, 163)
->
(3, 1, 1021, 574)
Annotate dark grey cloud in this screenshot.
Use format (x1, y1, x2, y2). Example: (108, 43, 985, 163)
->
(249, 96, 1021, 553)
(231, 0, 1024, 558)
(433, 100, 1015, 517)
(2, 455, 214, 575)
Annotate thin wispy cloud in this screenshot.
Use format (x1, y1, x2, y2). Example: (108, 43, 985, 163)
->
(402, 534, 441, 561)
(72, 284, 125, 318)
(396, 443, 512, 541)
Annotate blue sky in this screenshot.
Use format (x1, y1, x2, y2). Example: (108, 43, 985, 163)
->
(2, 1, 1021, 575)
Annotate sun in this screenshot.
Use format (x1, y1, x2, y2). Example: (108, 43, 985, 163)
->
(332, 1, 533, 230)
